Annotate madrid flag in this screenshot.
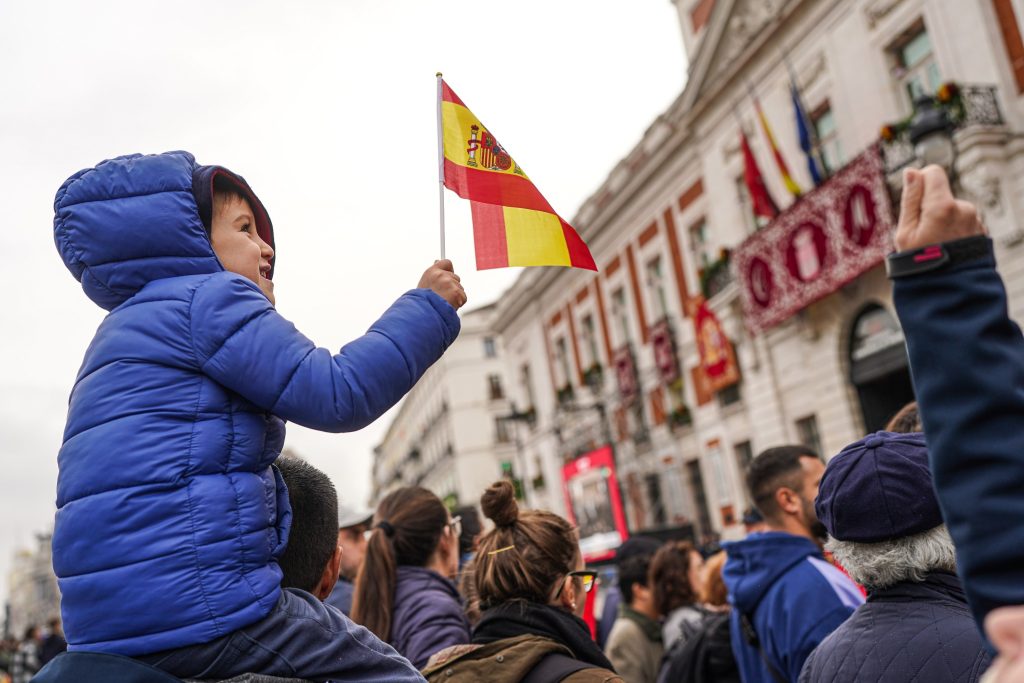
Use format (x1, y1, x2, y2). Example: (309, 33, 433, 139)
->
(440, 80, 597, 271)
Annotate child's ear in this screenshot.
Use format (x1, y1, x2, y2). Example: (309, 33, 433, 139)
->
(314, 544, 343, 601)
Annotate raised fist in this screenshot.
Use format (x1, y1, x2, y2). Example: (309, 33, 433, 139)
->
(418, 259, 468, 310)
(894, 166, 985, 252)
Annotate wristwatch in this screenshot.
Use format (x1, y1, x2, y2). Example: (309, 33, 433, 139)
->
(886, 235, 991, 279)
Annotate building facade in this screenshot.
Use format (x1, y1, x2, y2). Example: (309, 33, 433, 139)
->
(492, 0, 1024, 545)
(371, 304, 519, 509)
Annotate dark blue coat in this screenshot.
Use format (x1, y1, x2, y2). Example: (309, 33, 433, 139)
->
(52, 152, 460, 657)
(799, 573, 991, 682)
(391, 566, 471, 669)
(722, 533, 863, 683)
(893, 240, 1024, 628)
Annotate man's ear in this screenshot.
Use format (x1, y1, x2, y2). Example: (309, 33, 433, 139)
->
(775, 486, 800, 516)
(313, 544, 344, 601)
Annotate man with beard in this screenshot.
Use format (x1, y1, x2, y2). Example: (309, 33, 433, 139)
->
(723, 446, 863, 683)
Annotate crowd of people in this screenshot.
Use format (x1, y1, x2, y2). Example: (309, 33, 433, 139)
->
(25, 152, 1024, 681)
(0, 620, 66, 683)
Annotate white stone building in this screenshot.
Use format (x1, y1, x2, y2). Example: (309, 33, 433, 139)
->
(491, 0, 1024, 545)
(371, 304, 519, 509)
(5, 533, 60, 638)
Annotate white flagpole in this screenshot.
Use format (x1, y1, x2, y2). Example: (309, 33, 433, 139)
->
(436, 72, 446, 260)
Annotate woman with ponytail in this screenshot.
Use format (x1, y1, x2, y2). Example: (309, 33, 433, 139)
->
(351, 486, 470, 669)
(423, 481, 623, 682)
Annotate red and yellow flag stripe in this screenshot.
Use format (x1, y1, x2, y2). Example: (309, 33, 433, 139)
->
(754, 98, 802, 199)
(441, 81, 596, 271)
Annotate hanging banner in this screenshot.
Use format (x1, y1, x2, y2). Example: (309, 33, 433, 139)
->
(613, 346, 639, 406)
(733, 146, 894, 333)
(693, 296, 740, 393)
(650, 319, 680, 385)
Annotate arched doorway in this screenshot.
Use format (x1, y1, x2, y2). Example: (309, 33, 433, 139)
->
(849, 304, 915, 433)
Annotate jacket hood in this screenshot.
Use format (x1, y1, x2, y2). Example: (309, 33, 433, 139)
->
(722, 532, 823, 614)
(53, 151, 275, 311)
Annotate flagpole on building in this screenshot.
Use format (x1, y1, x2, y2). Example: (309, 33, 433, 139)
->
(436, 72, 447, 260)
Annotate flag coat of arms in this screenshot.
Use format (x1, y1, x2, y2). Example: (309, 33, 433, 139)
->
(440, 80, 597, 271)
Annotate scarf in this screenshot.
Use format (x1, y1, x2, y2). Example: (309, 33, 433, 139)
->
(473, 601, 615, 672)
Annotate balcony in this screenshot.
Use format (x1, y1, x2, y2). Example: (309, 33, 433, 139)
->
(881, 83, 1004, 174)
(698, 249, 733, 300)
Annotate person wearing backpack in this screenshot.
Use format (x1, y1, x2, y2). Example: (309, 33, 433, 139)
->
(658, 551, 739, 683)
(423, 481, 622, 683)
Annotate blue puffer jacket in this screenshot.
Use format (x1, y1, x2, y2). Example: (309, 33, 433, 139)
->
(52, 151, 460, 657)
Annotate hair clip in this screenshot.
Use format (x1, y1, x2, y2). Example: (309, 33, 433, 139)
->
(488, 545, 516, 556)
(376, 520, 396, 538)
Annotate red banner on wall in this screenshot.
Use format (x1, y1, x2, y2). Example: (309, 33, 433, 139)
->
(693, 296, 740, 393)
(733, 147, 894, 333)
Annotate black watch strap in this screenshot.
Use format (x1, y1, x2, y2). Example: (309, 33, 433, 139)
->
(886, 235, 991, 279)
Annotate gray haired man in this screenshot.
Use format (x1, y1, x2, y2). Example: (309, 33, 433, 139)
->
(800, 431, 990, 682)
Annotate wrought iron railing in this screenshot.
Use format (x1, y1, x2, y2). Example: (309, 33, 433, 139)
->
(882, 84, 1004, 174)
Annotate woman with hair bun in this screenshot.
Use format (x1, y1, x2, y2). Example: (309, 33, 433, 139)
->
(423, 481, 623, 682)
(351, 486, 470, 669)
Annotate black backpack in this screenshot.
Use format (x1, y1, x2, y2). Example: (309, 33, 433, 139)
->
(657, 612, 740, 683)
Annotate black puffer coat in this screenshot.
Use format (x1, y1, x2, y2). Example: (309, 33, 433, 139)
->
(799, 573, 991, 682)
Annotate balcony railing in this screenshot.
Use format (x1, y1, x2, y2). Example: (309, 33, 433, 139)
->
(882, 83, 1004, 174)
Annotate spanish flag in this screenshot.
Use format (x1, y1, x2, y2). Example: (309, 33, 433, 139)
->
(440, 79, 597, 271)
(753, 96, 803, 199)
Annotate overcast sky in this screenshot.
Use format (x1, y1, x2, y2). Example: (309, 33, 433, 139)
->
(0, 0, 685, 607)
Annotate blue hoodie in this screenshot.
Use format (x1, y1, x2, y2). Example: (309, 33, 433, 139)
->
(52, 151, 460, 657)
(723, 532, 862, 682)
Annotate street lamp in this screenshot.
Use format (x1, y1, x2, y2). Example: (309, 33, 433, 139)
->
(908, 95, 956, 176)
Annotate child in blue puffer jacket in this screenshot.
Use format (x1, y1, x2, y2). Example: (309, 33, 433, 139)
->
(52, 151, 465, 681)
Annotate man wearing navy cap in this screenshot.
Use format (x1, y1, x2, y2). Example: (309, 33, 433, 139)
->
(800, 431, 990, 682)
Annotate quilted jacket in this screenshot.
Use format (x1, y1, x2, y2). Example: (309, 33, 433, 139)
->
(52, 151, 460, 656)
(799, 573, 991, 682)
(391, 567, 471, 669)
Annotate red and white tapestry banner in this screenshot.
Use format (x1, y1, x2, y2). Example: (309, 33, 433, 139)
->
(733, 146, 894, 333)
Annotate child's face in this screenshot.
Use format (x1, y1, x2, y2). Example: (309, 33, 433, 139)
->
(210, 193, 275, 305)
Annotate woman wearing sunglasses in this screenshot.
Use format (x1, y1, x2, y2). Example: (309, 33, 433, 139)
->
(424, 481, 623, 682)
(352, 486, 470, 669)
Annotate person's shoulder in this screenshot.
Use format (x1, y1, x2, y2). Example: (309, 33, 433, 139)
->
(776, 556, 863, 610)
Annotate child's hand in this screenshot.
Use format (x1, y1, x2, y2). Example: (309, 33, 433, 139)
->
(418, 260, 468, 310)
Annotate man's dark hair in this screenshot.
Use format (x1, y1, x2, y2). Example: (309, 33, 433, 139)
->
(454, 505, 482, 557)
(275, 456, 339, 593)
(746, 445, 819, 521)
(618, 554, 654, 605)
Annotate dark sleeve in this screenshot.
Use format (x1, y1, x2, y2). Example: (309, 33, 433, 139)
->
(190, 274, 460, 432)
(893, 239, 1024, 627)
(403, 596, 471, 670)
(786, 604, 853, 682)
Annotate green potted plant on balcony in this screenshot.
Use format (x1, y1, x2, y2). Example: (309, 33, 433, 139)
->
(699, 248, 732, 299)
(668, 405, 692, 430)
(556, 383, 575, 406)
(583, 362, 604, 391)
